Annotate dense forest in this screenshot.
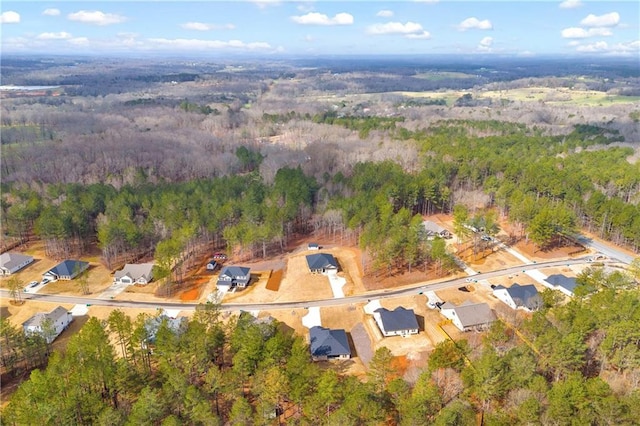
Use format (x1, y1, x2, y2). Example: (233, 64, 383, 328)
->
(1, 56, 640, 423)
(2, 264, 640, 425)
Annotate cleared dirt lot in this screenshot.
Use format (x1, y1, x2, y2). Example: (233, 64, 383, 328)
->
(222, 245, 364, 304)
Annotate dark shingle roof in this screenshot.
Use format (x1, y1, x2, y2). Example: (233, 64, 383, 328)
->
(546, 274, 577, 293)
(504, 283, 541, 310)
(375, 307, 419, 332)
(305, 253, 338, 270)
(309, 326, 350, 358)
(217, 265, 251, 286)
(47, 260, 89, 277)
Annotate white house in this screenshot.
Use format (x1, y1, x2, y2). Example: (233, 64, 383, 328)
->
(44, 260, 89, 281)
(373, 307, 419, 337)
(114, 263, 154, 285)
(0, 252, 34, 276)
(22, 306, 73, 343)
(493, 283, 542, 311)
(422, 221, 452, 239)
(217, 266, 251, 288)
(440, 301, 496, 332)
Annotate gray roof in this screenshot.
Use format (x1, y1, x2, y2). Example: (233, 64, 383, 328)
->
(309, 326, 350, 358)
(0, 252, 34, 270)
(375, 307, 419, 332)
(306, 253, 338, 270)
(443, 301, 496, 328)
(23, 306, 69, 328)
(114, 263, 154, 281)
(423, 221, 448, 234)
(495, 283, 542, 310)
(546, 274, 577, 293)
(47, 260, 89, 277)
(217, 265, 251, 286)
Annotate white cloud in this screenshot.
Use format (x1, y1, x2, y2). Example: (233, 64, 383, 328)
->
(291, 12, 353, 26)
(561, 27, 613, 38)
(367, 21, 430, 39)
(43, 8, 61, 16)
(575, 40, 640, 55)
(477, 36, 493, 52)
(457, 17, 493, 31)
(67, 10, 127, 26)
(181, 22, 235, 31)
(250, 0, 281, 9)
(580, 12, 619, 28)
(1, 11, 20, 24)
(147, 38, 273, 51)
(37, 32, 73, 40)
(559, 0, 582, 9)
(68, 37, 90, 46)
(568, 40, 580, 46)
(377, 10, 394, 18)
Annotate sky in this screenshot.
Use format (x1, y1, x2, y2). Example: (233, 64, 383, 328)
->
(1, 1, 639, 58)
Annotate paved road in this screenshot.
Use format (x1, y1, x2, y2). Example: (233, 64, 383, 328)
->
(574, 234, 636, 265)
(0, 257, 603, 312)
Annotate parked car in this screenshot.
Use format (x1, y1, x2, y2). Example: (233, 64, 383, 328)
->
(40, 277, 52, 286)
(213, 253, 227, 260)
(28, 281, 39, 288)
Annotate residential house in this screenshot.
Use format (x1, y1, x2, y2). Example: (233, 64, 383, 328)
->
(0, 252, 34, 276)
(206, 260, 218, 271)
(44, 260, 89, 281)
(307, 243, 319, 251)
(373, 307, 419, 337)
(217, 265, 251, 288)
(440, 301, 496, 332)
(305, 253, 338, 274)
(544, 274, 577, 297)
(23, 306, 73, 343)
(493, 283, 542, 311)
(113, 263, 154, 285)
(309, 326, 351, 361)
(422, 221, 452, 239)
(144, 312, 188, 345)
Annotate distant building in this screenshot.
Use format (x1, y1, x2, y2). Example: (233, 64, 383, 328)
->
(307, 243, 320, 250)
(309, 326, 351, 361)
(493, 283, 542, 311)
(440, 301, 496, 332)
(114, 263, 154, 285)
(0, 252, 34, 276)
(206, 260, 218, 271)
(306, 253, 338, 274)
(422, 221, 451, 239)
(373, 307, 419, 337)
(23, 306, 73, 343)
(44, 260, 89, 280)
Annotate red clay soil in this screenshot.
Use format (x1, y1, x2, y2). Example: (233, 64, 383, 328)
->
(391, 355, 409, 378)
(179, 275, 210, 301)
(265, 269, 282, 291)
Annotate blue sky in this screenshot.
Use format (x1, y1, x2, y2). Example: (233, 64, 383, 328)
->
(1, 1, 638, 57)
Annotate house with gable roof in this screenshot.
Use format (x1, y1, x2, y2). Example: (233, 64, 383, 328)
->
(544, 274, 577, 297)
(44, 259, 89, 281)
(439, 301, 496, 332)
(373, 306, 419, 337)
(114, 263, 155, 285)
(309, 326, 351, 361)
(305, 253, 338, 274)
(217, 265, 251, 289)
(422, 220, 452, 239)
(493, 283, 542, 311)
(23, 306, 73, 343)
(0, 252, 34, 276)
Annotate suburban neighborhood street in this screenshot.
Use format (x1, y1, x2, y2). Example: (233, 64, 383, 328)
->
(0, 256, 614, 312)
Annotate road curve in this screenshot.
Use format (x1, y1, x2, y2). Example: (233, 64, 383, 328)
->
(1, 257, 607, 312)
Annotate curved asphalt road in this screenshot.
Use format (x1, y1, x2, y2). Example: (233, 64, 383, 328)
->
(0, 256, 610, 313)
